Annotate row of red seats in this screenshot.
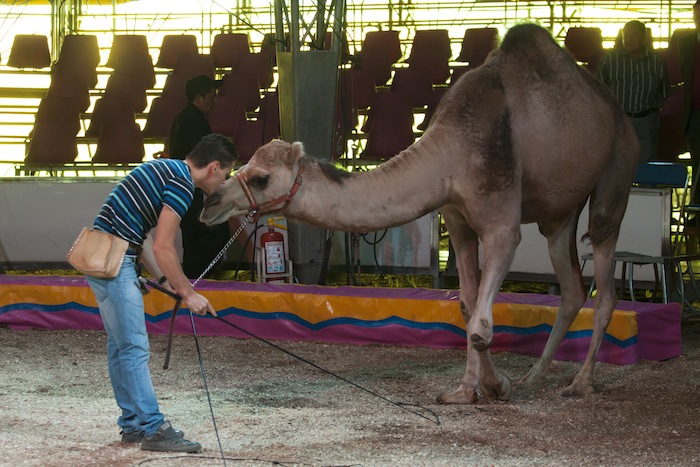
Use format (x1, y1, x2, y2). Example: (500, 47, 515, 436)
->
(24, 90, 281, 168)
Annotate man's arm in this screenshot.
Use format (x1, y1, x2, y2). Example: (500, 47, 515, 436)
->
(595, 54, 610, 85)
(152, 206, 216, 316)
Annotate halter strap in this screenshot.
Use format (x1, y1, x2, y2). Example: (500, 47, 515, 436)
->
(235, 164, 304, 218)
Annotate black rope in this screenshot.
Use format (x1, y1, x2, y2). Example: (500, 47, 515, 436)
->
(212, 314, 441, 426)
(143, 279, 440, 426)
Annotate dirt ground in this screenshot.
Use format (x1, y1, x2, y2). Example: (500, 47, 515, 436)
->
(1, 317, 700, 467)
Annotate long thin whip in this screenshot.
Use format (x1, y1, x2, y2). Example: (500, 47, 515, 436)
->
(187, 210, 258, 466)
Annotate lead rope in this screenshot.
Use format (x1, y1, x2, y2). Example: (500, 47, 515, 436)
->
(170, 209, 440, 465)
(187, 210, 257, 466)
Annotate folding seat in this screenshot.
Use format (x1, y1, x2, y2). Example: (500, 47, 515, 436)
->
(58, 34, 100, 69)
(361, 89, 413, 133)
(161, 73, 190, 99)
(338, 68, 374, 133)
(103, 73, 149, 113)
(85, 95, 136, 138)
(341, 68, 376, 112)
(25, 122, 78, 167)
(25, 97, 80, 166)
(7, 34, 51, 69)
(359, 91, 415, 162)
(417, 87, 447, 131)
(356, 46, 394, 86)
(142, 95, 186, 139)
(156, 34, 198, 69)
(232, 94, 280, 164)
(218, 72, 261, 112)
(53, 34, 100, 88)
(406, 29, 452, 85)
(34, 96, 81, 135)
(390, 67, 433, 108)
(93, 120, 145, 164)
(258, 91, 281, 140)
(361, 30, 402, 64)
(172, 53, 215, 78)
(657, 47, 682, 87)
(46, 73, 91, 113)
(455, 27, 499, 68)
(234, 120, 268, 164)
(208, 95, 247, 138)
(211, 33, 251, 69)
(105, 35, 156, 89)
(669, 28, 695, 52)
(235, 52, 275, 89)
(449, 66, 469, 85)
(564, 27, 605, 73)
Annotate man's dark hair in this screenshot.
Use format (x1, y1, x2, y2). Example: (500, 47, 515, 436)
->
(185, 75, 221, 102)
(187, 134, 238, 168)
(623, 20, 646, 34)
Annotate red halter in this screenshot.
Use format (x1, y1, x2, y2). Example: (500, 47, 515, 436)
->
(235, 165, 304, 218)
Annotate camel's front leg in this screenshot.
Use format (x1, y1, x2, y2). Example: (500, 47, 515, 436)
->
(437, 214, 481, 404)
(467, 224, 521, 351)
(464, 225, 520, 401)
(444, 223, 519, 403)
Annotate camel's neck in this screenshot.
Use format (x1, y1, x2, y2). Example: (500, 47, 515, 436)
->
(286, 141, 448, 232)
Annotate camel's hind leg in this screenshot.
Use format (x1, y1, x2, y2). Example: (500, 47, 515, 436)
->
(560, 129, 636, 397)
(519, 211, 587, 389)
(562, 231, 618, 396)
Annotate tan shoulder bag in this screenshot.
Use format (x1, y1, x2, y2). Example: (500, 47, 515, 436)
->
(67, 228, 129, 278)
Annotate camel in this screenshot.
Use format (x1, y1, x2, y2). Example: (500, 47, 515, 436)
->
(200, 23, 639, 402)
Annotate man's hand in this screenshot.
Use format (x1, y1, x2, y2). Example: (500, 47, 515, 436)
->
(183, 292, 217, 317)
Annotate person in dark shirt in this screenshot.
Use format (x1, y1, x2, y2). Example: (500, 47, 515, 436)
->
(597, 20, 671, 164)
(168, 75, 233, 278)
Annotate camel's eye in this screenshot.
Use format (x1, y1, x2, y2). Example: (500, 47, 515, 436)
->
(250, 174, 270, 189)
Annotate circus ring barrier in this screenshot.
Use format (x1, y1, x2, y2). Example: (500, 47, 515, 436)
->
(0, 275, 681, 365)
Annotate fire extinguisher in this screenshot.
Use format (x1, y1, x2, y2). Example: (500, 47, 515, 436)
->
(260, 217, 287, 281)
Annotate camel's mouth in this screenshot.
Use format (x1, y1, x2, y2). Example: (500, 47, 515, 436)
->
(200, 192, 247, 226)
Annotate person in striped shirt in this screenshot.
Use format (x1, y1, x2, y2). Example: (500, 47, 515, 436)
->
(86, 133, 237, 452)
(597, 20, 671, 164)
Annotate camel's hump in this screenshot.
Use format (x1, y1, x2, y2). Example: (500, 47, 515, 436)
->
(499, 23, 561, 57)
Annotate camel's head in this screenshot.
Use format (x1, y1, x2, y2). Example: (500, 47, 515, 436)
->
(200, 139, 304, 225)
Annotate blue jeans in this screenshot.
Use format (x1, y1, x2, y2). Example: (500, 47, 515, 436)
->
(86, 254, 164, 437)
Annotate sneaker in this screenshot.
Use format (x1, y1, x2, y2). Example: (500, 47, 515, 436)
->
(121, 427, 184, 444)
(141, 421, 201, 453)
(120, 431, 143, 444)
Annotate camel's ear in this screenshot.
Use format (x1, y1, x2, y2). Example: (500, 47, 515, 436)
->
(286, 142, 304, 168)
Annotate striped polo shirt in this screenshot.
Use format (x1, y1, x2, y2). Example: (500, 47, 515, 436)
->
(93, 158, 194, 246)
(596, 48, 671, 114)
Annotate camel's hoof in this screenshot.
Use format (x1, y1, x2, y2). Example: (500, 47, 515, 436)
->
(436, 386, 479, 404)
(469, 333, 492, 352)
(481, 373, 512, 401)
(517, 368, 545, 389)
(561, 381, 595, 397)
